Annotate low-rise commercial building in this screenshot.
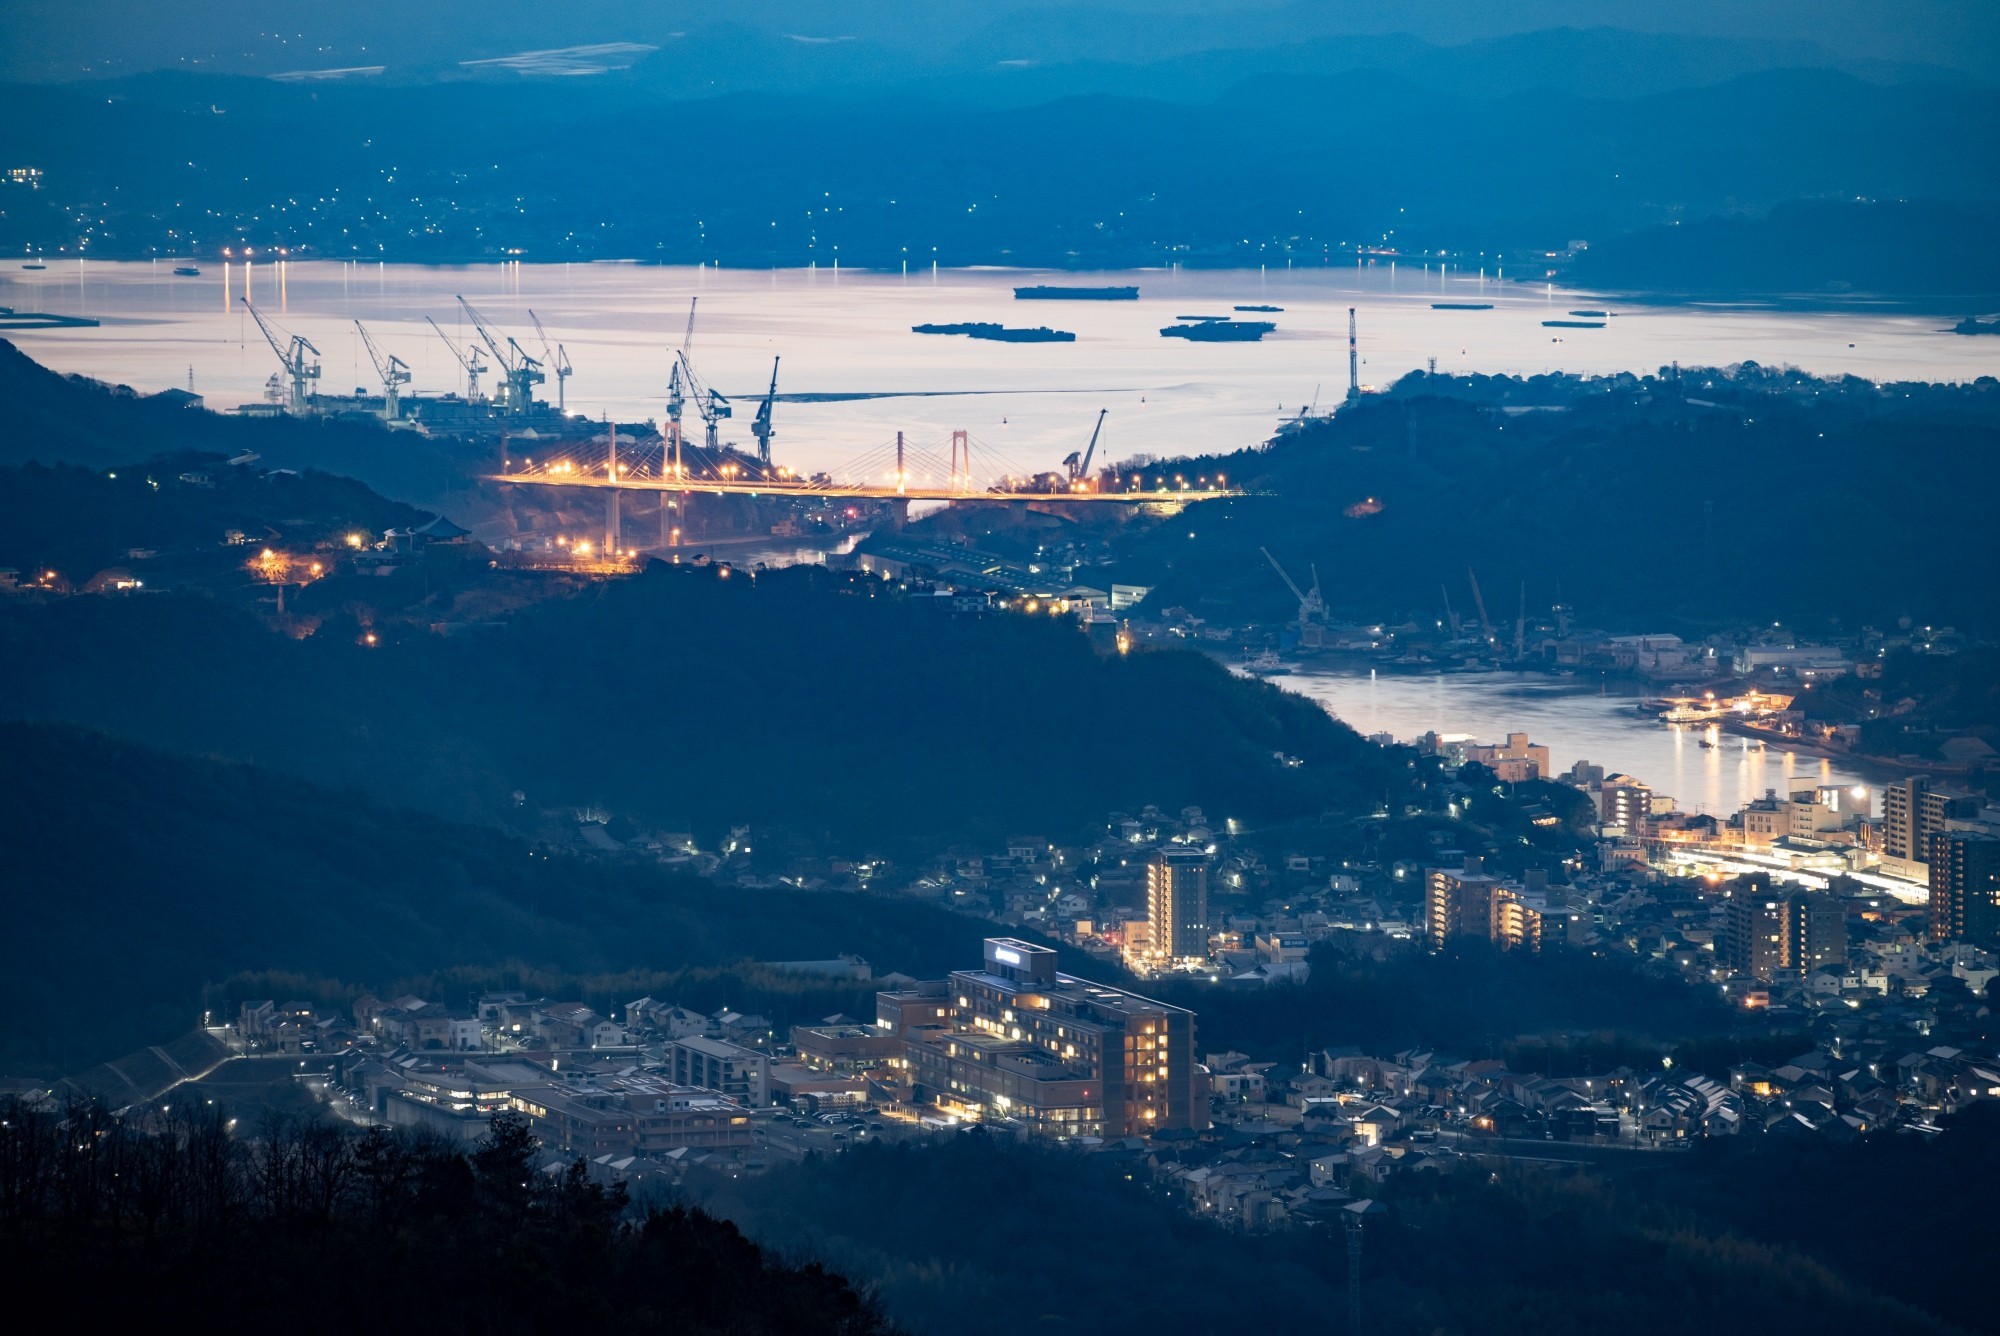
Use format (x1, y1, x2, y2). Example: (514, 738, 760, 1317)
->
(668, 1036, 774, 1106)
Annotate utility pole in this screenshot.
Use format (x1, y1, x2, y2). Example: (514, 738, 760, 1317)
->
(1344, 1210, 1364, 1332)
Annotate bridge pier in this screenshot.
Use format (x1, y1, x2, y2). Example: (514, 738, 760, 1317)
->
(605, 488, 621, 556)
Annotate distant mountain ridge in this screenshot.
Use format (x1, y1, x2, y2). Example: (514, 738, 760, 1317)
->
(2, 63, 1994, 285)
(4, 3, 1995, 84)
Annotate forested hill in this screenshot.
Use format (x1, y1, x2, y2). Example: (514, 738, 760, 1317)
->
(0, 721, 996, 1073)
(0, 338, 485, 515)
(0, 1098, 897, 1336)
(1109, 365, 2000, 633)
(0, 563, 1400, 857)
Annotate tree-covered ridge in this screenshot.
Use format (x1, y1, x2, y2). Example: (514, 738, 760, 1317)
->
(0, 1101, 894, 1335)
(1109, 365, 2000, 632)
(0, 455, 428, 579)
(698, 1127, 1968, 1336)
(0, 560, 1402, 853)
(0, 721, 1000, 1072)
(0, 339, 482, 513)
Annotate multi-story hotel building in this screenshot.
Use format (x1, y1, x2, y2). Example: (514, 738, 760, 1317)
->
(1426, 856, 1502, 950)
(877, 937, 1201, 1137)
(1928, 830, 2000, 946)
(1720, 875, 1848, 980)
(1885, 777, 1978, 880)
(1147, 848, 1211, 963)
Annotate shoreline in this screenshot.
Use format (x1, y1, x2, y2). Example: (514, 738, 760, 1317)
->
(11, 259, 1991, 316)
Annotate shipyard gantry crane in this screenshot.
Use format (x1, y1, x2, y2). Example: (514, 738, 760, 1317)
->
(750, 357, 779, 467)
(354, 320, 410, 421)
(1467, 566, 1497, 647)
(241, 298, 320, 414)
(1263, 547, 1328, 642)
(455, 295, 545, 415)
(665, 298, 695, 435)
(427, 317, 487, 401)
(662, 298, 732, 456)
(1063, 408, 1109, 487)
(529, 309, 572, 412)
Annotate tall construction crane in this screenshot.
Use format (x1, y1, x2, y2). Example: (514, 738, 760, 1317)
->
(528, 309, 572, 413)
(675, 350, 731, 453)
(455, 295, 544, 414)
(241, 298, 319, 414)
(1063, 408, 1109, 486)
(665, 298, 730, 463)
(665, 298, 697, 444)
(426, 316, 487, 401)
(1262, 547, 1327, 636)
(1466, 566, 1497, 647)
(750, 357, 779, 468)
(353, 320, 410, 421)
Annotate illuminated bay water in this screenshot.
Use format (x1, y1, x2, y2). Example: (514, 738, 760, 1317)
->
(3, 260, 1993, 485)
(1272, 667, 1874, 818)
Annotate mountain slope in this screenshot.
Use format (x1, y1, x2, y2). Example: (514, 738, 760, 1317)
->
(0, 721, 996, 1072)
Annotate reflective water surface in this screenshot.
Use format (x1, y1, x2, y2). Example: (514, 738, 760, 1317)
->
(4, 261, 1989, 484)
(1276, 667, 1874, 817)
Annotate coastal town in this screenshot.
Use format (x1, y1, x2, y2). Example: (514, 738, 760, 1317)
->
(34, 643, 1997, 1235)
(9, 5, 2000, 1328)
(6, 365, 1995, 1254)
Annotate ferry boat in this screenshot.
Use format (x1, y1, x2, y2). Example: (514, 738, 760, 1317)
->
(21, 260, 47, 270)
(1543, 319, 1605, 329)
(173, 265, 201, 277)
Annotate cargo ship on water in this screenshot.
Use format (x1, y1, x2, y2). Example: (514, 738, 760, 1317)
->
(1014, 285, 1138, 300)
(1163, 317, 1275, 342)
(1432, 302, 1492, 310)
(913, 322, 1076, 343)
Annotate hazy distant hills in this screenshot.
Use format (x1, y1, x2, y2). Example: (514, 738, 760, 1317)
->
(2, 56, 1996, 290)
(5, 1, 1996, 85)
(629, 25, 1975, 105)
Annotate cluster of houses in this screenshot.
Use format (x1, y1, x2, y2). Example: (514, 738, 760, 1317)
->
(1075, 1034, 2000, 1234)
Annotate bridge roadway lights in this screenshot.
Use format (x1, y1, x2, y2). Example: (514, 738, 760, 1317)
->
(486, 475, 1241, 509)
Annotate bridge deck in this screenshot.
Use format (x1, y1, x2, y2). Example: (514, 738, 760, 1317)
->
(488, 474, 1237, 504)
